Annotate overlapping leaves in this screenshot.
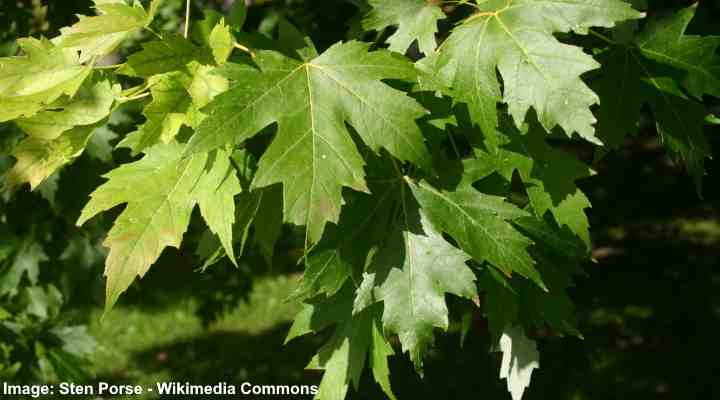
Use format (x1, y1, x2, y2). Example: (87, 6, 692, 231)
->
(363, 0, 445, 55)
(595, 4, 715, 191)
(435, 0, 642, 144)
(1, 1, 718, 400)
(76, 145, 241, 310)
(186, 35, 431, 244)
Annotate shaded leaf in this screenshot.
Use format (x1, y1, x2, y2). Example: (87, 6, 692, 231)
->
(4, 124, 98, 191)
(636, 3, 720, 98)
(363, 0, 445, 55)
(408, 179, 541, 287)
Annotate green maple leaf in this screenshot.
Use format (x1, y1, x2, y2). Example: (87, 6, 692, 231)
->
(478, 214, 586, 341)
(436, 0, 642, 144)
(594, 5, 712, 190)
(477, 267, 519, 343)
(186, 39, 431, 243)
(636, 3, 720, 99)
(208, 18, 234, 65)
(287, 287, 396, 400)
(292, 151, 403, 303)
(54, 0, 161, 63)
(77, 144, 240, 310)
(4, 124, 100, 191)
(184, 63, 230, 127)
(117, 34, 214, 78)
(593, 46, 644, 150)
(0, 241, 48, 297)
(193, 150, 242, 266)
(118, 73, 193, 155)
(468, 121, 594, 247)
(120, 65, 229, 155)
(363, 0, 446, 55)
(16, 80, 116, 140)
(86, 125, 119, 163)
(512, 215, 585, 337)
(251, 185, 283, 266)
(22, 285, 64, 321)
(648, 78, 709, 192)
(291, 181, 397, 302)
(408, 179, 542, 288)
(0, 38, 91, 122)
(359, 209, 477, 371)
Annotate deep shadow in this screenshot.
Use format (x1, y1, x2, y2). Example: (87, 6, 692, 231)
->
(94, 325, 324, 399)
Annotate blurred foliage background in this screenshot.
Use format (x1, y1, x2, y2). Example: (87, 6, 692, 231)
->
(0, 0, 718, 398)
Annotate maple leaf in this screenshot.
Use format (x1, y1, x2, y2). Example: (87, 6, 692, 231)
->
(291, 181, 397, 302)
(118, 73, 193, 155)
(636, 3, 720, 99)
(251, 185, 283, 266)
(512, 215, 585, 337)
(86, 124, 119, 163)
(359, 209, 477, 371)
(0, 38, 91, 122)
(4, 124, 100, 191)
(0, 241, 48, 297)
(54, 0, 161, 63)
(287, 287, 396, 400)
(184, 63, 230, 127)
(478, 214, 586, 342)
(499, 325, 539, 400)
(594, 4, 712, 190)
(186, 39, 431, 243)
(193, 150, 242, 266)
(16, 80, 116, 140)
(117, 34, 214, 78)
(292, 150, 405, 303)
(120, 64, 229, 155)
(468, 120, 594, 247)
(208, 18, 234, 65)
(77, 144, 240, 310)
(436, 0, 642, 143)
(363, 0, 446, 55)
(408, 179, 542, 287)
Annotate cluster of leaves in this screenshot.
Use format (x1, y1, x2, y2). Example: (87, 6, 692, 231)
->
(0, 154, 101, 382)
(1, 0, 717, 398)
(0, 2, 106, 383)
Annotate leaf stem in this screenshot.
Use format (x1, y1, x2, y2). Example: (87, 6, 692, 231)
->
(589, 29, 615, 45)
(447, 129, 461, 160)
(118, 91, 151, 103)
(144, 26, 162, 40)
(184, 0, 191, 39)
(94, 63, 125, 70)
(233, 42, 256, 58)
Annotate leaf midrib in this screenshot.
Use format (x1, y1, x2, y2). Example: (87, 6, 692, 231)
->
(110, 155, 200, 284)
